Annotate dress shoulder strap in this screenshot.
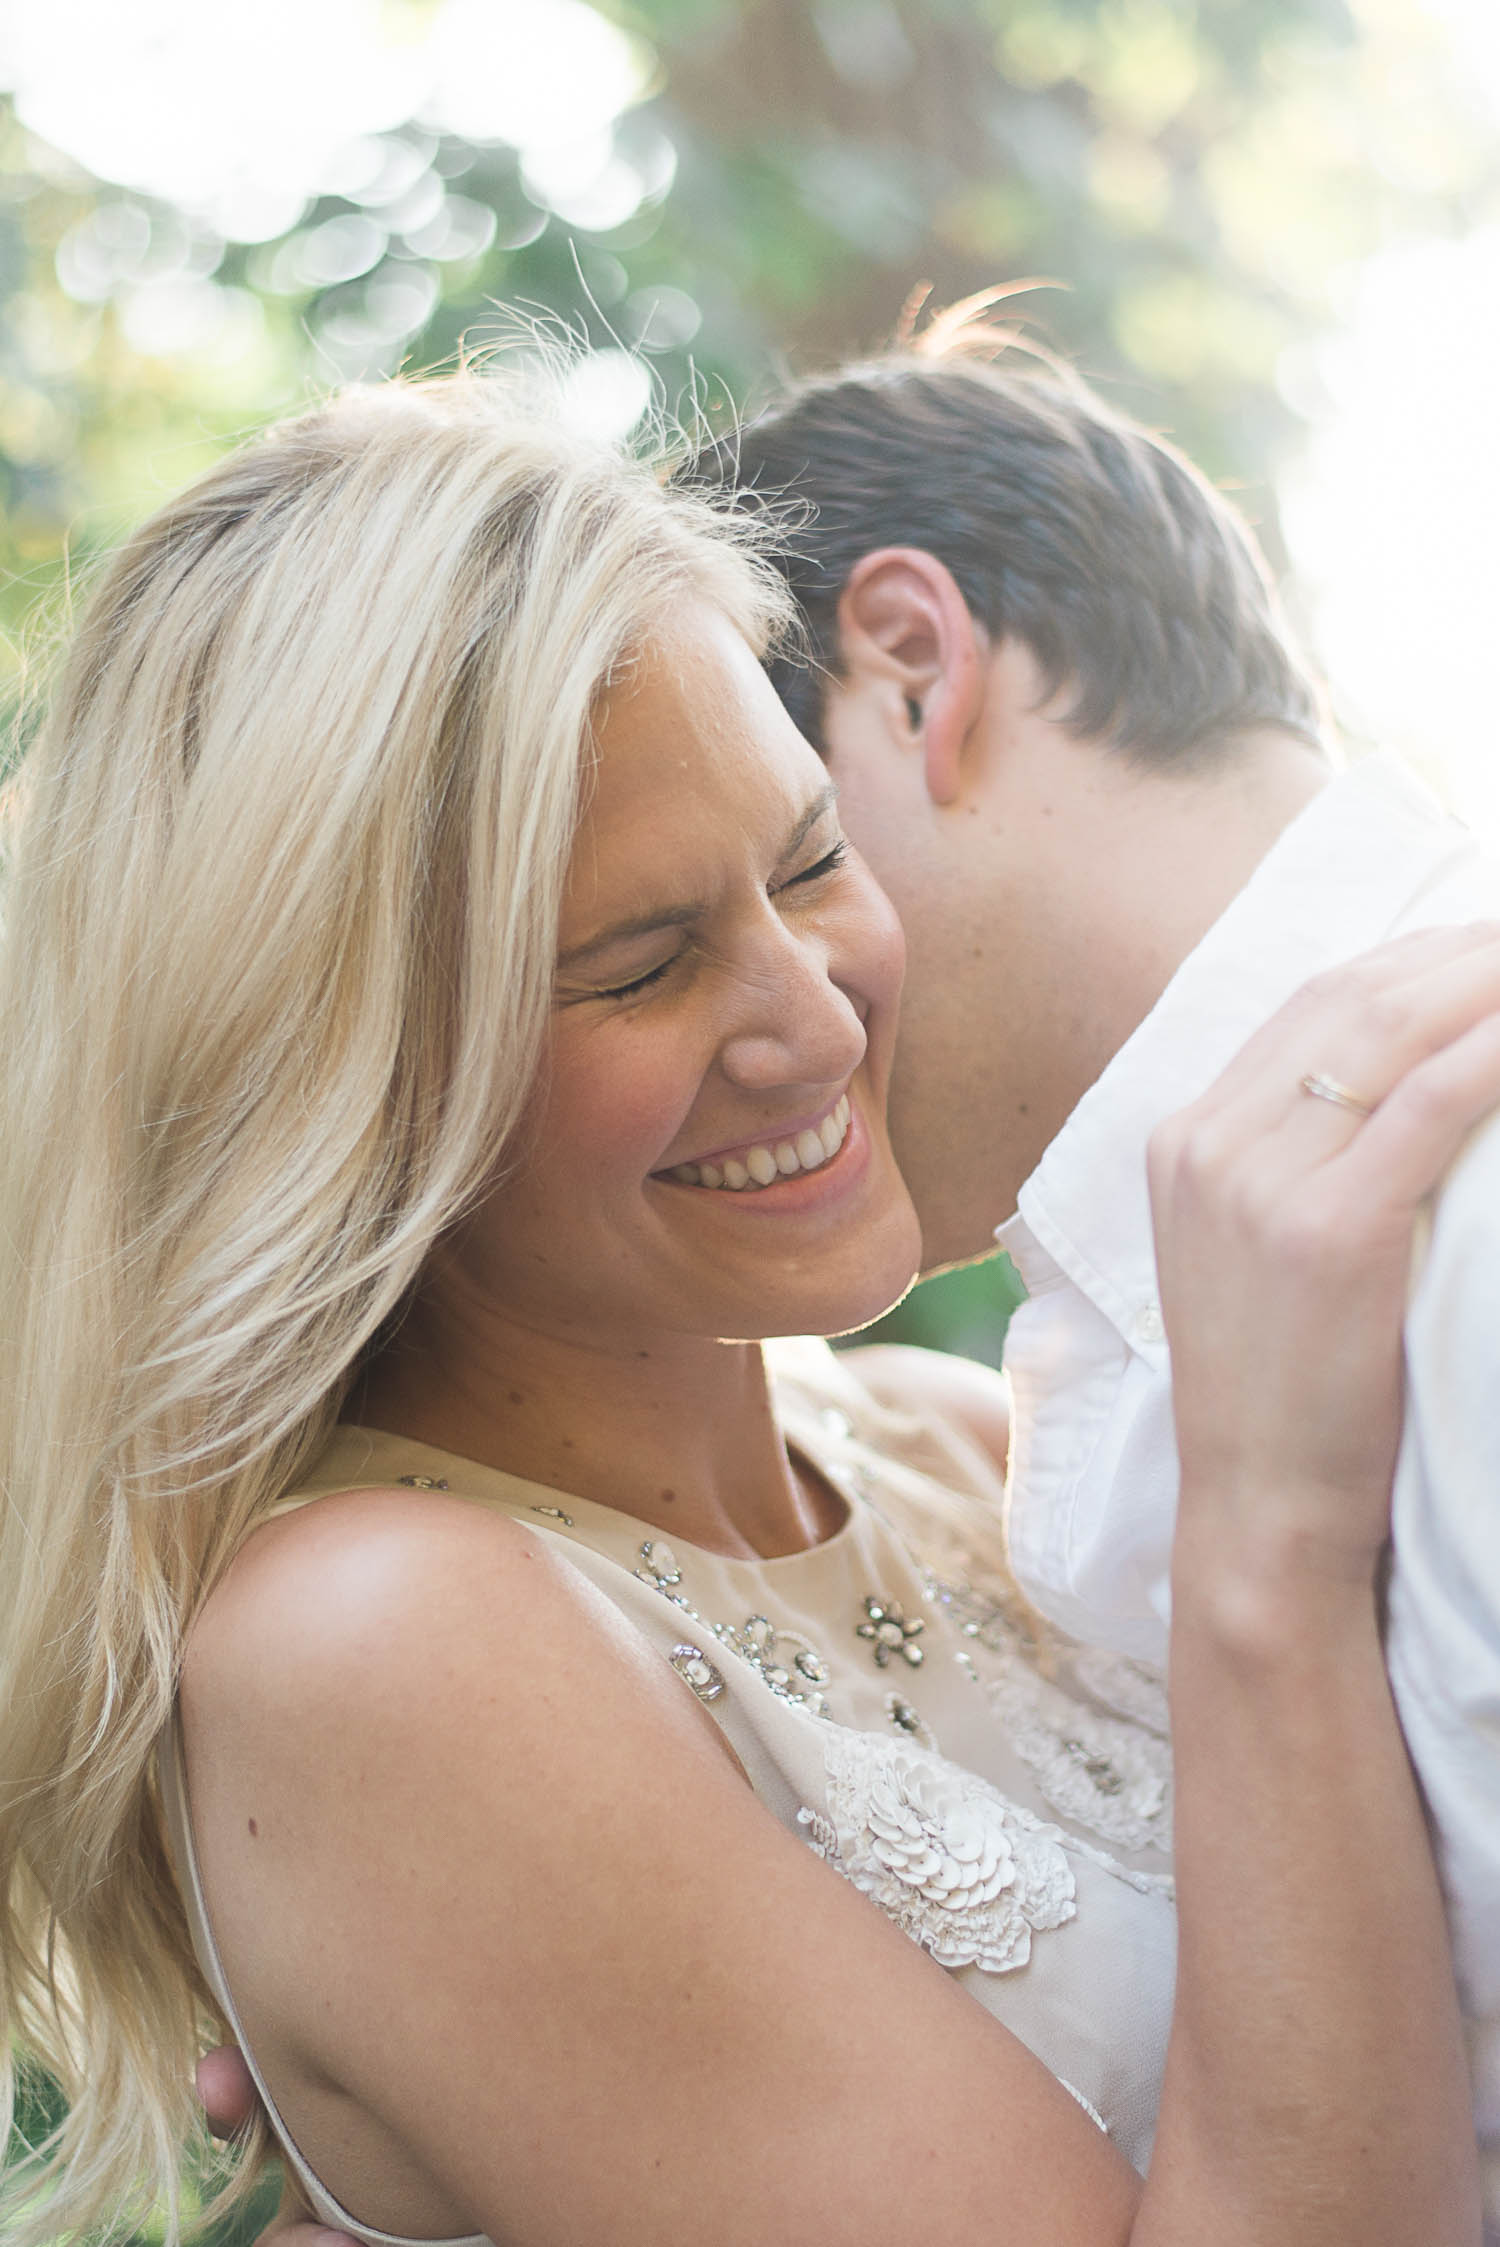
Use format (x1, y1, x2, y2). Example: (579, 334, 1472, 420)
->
(157, 1713, 492, 2247)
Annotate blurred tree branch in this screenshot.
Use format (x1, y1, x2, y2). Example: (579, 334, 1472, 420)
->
(2, 0, 1495, 721)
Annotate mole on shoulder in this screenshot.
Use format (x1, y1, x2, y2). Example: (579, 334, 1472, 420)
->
(247, 1817, 259, 1839)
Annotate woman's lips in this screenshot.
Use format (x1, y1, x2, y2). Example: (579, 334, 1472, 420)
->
(657, 1093, 852, 1193)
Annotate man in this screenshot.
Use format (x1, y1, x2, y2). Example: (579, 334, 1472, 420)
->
(222, 341, 1500, 2234)
(699, 343, 1500, 2229)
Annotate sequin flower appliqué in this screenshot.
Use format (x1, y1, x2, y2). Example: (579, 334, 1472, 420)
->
(800, 1729, 1075, 1973)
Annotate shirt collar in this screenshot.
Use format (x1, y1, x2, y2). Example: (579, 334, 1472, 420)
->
(996, 753, 1477, 1349)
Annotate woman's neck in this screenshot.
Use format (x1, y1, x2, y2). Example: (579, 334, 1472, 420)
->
(348, 1283, 841, 1560)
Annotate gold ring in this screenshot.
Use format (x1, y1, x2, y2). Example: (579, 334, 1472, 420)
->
(1300, 1070, 1375, 1118)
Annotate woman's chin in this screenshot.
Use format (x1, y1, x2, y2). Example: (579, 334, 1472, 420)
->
(718, 1212, 924, 1345)
(814, 1241, 924, 1340)
(821, 1269, 921, 1340)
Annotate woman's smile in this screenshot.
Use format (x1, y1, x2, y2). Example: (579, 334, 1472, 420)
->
(658, 1089, 852, 1192)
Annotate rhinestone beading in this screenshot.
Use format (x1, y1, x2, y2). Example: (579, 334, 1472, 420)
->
(630, 1556, 834, 1718)
(638, 1539, 682, 1586)
(885, 1692, 936, 1749)
(855, 1595, 925, 1669)
(668, 1643, 726, 1702)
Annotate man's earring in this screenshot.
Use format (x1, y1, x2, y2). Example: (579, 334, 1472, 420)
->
(904, 696, 923, 731)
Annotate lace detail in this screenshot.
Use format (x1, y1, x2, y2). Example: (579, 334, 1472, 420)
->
(1058, 1824, 1176, 1901)
(927, 1572, 1172, 1856)
(982, 1663, 1171, 1854)
(1071, 1645, 1170, 1738)
(800, 1728, 1075, 1973)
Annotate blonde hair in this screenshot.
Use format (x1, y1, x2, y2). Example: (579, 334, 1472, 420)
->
(0, 370, 790, 2241)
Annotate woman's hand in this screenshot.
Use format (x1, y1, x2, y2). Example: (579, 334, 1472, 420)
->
(1141, 920, 1500, 2247)
(1148, 919, 1500, 1598)
(196, 2048, 356, 2247)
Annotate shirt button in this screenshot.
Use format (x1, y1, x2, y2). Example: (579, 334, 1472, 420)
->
(1134, 1302, 1165, 1345)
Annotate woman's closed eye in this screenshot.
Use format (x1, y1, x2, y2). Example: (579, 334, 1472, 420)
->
(583, 845, 851, 1002)
(778, 839, 849, 892)
(594, 956, 679, 1001)
(569, 838, 853, 1005)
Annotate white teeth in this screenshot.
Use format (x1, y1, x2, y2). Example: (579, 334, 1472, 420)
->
(664, 1095, 853, 1193)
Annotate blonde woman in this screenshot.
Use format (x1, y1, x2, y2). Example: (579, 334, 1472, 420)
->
(0, 374, 1493, 2247)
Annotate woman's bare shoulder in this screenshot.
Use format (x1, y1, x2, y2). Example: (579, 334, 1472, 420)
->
(183, 1482, 677, 1765)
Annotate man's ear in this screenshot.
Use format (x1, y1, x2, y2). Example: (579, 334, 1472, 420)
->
(835, 547, 987, 806)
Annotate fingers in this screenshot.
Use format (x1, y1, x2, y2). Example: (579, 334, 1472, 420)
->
(1188, 921, 1500, 1134)
(1150, 926, 1500, 1296)
(1158, 924, 1500, 1207)
(195, 2044, 259, 2141)
(1330, 1004, 1500, 1209)
(197, 2052, 359, 2245)
(1148, 928, 1500, 1563)
(1318, 927, 1500, 1119)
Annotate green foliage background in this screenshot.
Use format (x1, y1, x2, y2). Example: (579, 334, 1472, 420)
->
(2, 0, 1497, 2230)
(6, 0, 1498, 699)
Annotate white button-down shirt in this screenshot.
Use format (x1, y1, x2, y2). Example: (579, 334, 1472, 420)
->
(996, 752, 1500, 2231)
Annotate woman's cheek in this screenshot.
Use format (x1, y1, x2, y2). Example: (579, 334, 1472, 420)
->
(548, 1026, 698, 1178)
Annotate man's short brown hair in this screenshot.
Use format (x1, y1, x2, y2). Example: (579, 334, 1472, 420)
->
(686, 350, 1323, 764)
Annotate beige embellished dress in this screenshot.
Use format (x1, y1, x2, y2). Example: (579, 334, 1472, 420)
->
(160, 1338, 1177, 2247)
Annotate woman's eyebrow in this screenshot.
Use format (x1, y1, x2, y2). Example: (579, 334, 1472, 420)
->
(558, 784, 840, 966)
(779, 781, 839, 864)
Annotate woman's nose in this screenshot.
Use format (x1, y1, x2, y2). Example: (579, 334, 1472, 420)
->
(716, 925, 867, 1093)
